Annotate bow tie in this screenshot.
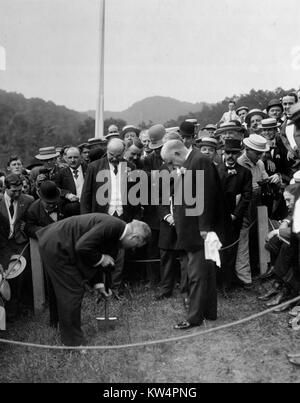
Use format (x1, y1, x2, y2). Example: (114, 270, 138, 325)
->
(225, 166, 237, 175)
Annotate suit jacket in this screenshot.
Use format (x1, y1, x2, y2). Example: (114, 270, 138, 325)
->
(217, 162, 252, 223)
(80, 157, 140, 223)
(54, 164, 87, 197)
(172, 150, 228, 252)
(0, 194, 34, 245)
(25, 199, 66, 239)
(263, 136, 293, 182)
(36, 213, 126, 284)
(142, 149, 164, 230)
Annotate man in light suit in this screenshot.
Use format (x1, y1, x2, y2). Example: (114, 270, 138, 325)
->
(0, 174, 34, 320)
(161, 140, 227, 329)
(36, 214, 151, 345)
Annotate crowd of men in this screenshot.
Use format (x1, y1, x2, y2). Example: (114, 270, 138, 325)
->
(0, 93, 300, 349)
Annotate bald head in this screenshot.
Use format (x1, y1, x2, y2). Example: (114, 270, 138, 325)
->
(161, 140, 188, 168)
(107, 138, 125, 166)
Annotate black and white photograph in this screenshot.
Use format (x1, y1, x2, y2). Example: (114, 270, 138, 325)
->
(0, 0, 300, 385)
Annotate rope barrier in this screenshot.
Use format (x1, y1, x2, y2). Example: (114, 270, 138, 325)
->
(0, 295, 299, 351)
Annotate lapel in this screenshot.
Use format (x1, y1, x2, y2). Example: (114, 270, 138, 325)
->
(0, 198, 9, 221)
(16, 195, 26, 221)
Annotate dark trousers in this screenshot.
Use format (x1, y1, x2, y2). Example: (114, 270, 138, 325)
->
(42, 256, 86, 346)
(146, 229, 160, 286)
(220, 221, 241, 288)
(186, 249, 217, 325)
(158, 249, 180, 296)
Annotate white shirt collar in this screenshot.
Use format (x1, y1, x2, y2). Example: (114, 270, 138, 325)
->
(119, 224, 129, 241)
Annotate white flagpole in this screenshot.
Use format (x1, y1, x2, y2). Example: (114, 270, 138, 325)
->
(95, 0, 105, 139)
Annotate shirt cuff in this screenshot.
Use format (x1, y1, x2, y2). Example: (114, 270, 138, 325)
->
(93, 255, 104, 267)
(94, 283, 104, 290)
(164, 214, 171, 221)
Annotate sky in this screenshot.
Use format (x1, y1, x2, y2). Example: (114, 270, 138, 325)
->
(0, 0, 300, 112)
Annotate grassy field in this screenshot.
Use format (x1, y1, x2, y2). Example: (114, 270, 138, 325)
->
(0, 280, 300, 383)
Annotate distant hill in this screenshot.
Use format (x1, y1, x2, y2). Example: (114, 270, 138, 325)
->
(0, 90, 90, 165)
(85, 96, 207, 126)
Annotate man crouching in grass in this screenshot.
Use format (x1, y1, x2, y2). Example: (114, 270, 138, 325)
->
(36, 214, 151, 346)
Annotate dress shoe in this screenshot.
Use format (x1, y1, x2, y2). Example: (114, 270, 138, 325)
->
(266, 289, 289, 307)
(174, 320, 199, 330)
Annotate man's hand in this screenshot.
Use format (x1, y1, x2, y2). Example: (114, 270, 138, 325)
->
(266, 160, 276, 173)
(200, 231, 208, 240)
(269, 174, 281, 184)
(165, 215, 175, 226)
(36, 174, 47, 185)
(66, 193, 79, 202)
(94, 283, 113, 299)
(266, 229, 279, 241)
(231, 214, 237, 221)
(101, 254, 115, 268)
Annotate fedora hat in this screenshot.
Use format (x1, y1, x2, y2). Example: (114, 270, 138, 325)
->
(148, 124, 166, 149)
(198, 137, 218, 148)
(180, 121, 195, 138)
(35, 147, 60, 160)
(223, 139, 243, 152)
(37, 180, 61, 203)
(243, 134, 270, 152)
(266, 99, 283, 113)
(236, 106, 249, 115)
(245, 109, 268, 126)
(261, 118, 281, 129)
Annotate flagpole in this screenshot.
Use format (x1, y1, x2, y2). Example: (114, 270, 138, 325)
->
(95, 0, 105, 139)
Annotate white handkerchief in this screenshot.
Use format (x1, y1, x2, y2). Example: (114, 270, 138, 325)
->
(204, 232, 222, 267)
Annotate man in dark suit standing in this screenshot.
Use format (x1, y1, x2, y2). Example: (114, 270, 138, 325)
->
(0, 174, 34, 320)
(36, 214, 151, 346)
(161, 140, 226, 329)
(217, 139, 252, 289)
(55, 147, 87, 216)
(81, 138, 140, 293)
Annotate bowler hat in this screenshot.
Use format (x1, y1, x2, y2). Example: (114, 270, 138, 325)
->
(223, 139, 243, 152)
(261, 118, 281, 129)
(148, 124, 166, 149)
(35, 147, 59, 160)
(243, 134, 270, 152)
(37, 180, 61, 203)
(245, 109, 268, 126)
(180, 121, 195, 137)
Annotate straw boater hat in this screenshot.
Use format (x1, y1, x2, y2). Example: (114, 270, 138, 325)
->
(261, 118, 281, 129)
(148, 124, 166, 149)
(88, 137, 107, 147)
(203, 124, 217, 131)
(236, 106, 249, 115)
(243, 134, 270, 152)
(245, 109, 268, 126)
(35, 146, 59, 160)
(198, 137, 218, 148)
(214, 121, 244, 137)
(121, 125, 140, 138)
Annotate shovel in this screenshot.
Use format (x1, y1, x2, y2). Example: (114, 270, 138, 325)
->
(96, 270, 118, 329)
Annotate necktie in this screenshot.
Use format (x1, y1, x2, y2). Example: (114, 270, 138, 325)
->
(9, 200, 14, 218)
(73, 169, 79, 179)
(113, 165, 118, 175)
